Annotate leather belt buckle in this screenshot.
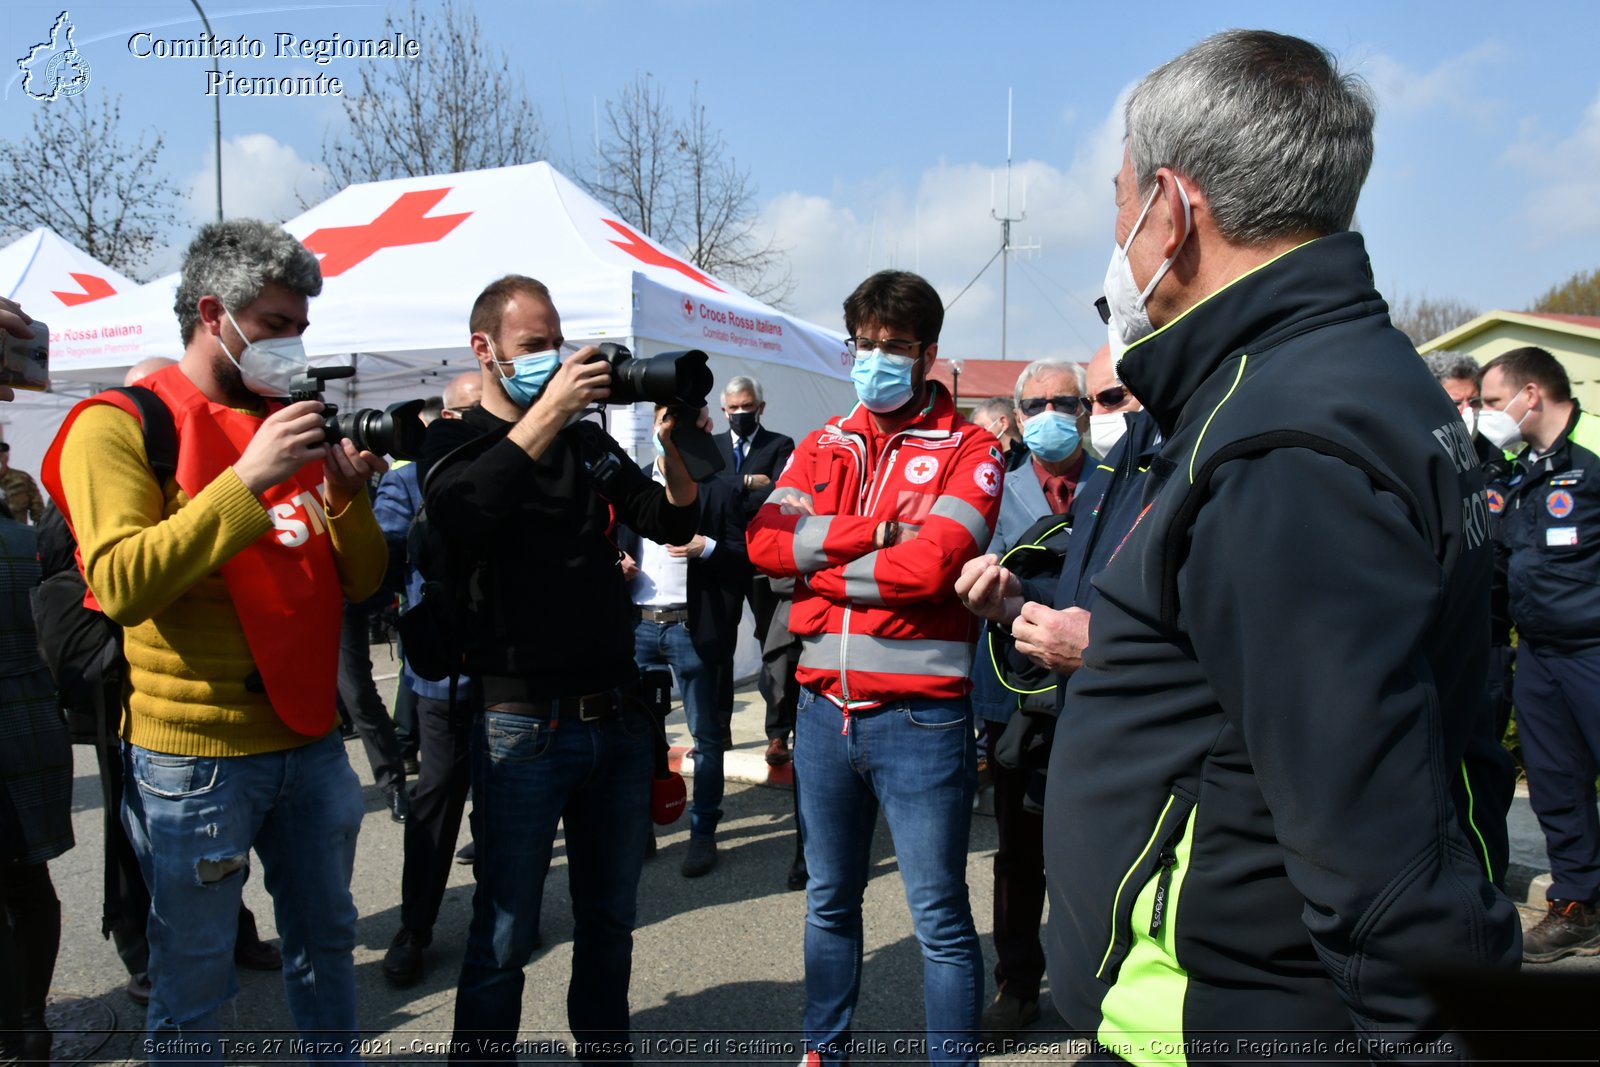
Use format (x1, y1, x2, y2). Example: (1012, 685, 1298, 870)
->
(575, 690, 619, 722)
(638, 605, 689, 625)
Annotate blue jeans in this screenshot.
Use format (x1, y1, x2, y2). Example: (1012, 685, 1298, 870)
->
(794, 686, 982, 1066)
(451, 706, 653, 1064)
(122, 732, 364, 1065)
(633, 618, 723, 837)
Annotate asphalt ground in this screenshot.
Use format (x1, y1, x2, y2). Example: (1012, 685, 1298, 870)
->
(33, 643, 1599, 1065)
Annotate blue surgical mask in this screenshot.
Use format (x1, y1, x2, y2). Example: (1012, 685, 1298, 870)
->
(489, 338, 559, 407)
(851, 350, 916, 413)
(1021, 410, 1081, 462)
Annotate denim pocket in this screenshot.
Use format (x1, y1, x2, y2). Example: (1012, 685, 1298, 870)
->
(618, 705, 654, 741)
(134, 751, 222, 799)
(484, 714, 554, 764)
(904, 701, 968, 730)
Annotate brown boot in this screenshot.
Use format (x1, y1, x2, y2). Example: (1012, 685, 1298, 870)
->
(1523, 899, 1600, 964)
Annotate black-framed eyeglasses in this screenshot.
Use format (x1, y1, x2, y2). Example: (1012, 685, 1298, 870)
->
(1018, 395, 1088, 417)
(845, 336, 924, 360)
(1094, 296, 1111, 325)
(1456, 397, 1484, 411)
(1086, 386, 1129, 410)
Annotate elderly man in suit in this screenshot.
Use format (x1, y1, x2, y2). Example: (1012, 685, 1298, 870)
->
(713, 376, 796, 763)
(970, 358, 1088, 1036)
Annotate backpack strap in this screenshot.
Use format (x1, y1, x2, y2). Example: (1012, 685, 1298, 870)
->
(107, 385, 177, 482)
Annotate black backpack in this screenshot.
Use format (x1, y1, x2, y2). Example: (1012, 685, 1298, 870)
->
(32, 386, 176, 744)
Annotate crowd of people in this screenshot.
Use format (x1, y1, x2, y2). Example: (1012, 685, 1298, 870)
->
(1, 24, 1596, 1067)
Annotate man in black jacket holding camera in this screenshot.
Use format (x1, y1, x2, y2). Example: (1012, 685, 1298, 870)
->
(421, 275, 699, 1064)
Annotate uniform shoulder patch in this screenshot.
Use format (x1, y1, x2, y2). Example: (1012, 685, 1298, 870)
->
(973, 461, 1002, 498)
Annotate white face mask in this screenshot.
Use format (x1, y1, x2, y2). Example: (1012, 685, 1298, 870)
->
(1477, 399, 1529, 452)
(1460, 406, 1478, 438)
(1089, 412, 1128, 457)
(1102, 178, 1192, 346)
(220, 308, 308, 396)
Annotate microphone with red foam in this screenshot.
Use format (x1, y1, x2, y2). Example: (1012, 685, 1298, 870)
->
(642, 667, 686, 825)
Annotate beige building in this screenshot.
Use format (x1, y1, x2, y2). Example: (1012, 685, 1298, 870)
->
(1420, 312, 1600, 412)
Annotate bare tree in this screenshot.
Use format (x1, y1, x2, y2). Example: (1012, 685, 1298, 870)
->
(588, 75, 681, 244)
(1533, 267, 1600, 317)
(1389, 293, 1480, 347)
(323, 0, 545, 184)
(588, 78, 793, 306)
(0, 94, 182, 278)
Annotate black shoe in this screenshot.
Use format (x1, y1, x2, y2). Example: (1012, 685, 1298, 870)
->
(455, 840, 475, 865)
(126, 971, 151, 1006)
(235, 935, 283, 970)
(382, 927, 431, 987)
(387, 784, 411, 823)
(786, 853, 808, 892)
(235, 907, 283, 970)
(1524, 898, 1600, 963)
(681, 834, 717, 878)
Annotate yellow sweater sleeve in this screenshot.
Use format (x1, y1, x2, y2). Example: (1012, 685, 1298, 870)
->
(60, 404, 272, 626)
(325, 485, 387, 603)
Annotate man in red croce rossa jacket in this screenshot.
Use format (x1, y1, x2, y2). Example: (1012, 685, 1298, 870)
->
(749, 270, 1003, 1067)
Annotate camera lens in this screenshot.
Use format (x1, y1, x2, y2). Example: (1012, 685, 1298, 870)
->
(332, 399, 427, 460)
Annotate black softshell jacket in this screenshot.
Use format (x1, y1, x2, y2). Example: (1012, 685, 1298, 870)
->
(421, 407, 699, 702)
(1043, 233, 1521, 1064)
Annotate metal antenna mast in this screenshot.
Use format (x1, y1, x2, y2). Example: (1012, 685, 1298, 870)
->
(990, 89, 1038, 359)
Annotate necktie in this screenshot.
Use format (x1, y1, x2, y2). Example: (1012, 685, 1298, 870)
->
(734, 436, 746, 473)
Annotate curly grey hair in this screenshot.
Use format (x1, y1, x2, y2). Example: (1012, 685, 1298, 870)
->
(1126, 30, 1375, 243)
(1422, 351, 1480, 385)
(174, 219, 322, 345)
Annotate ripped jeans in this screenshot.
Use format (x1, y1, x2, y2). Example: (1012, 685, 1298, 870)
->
(123, 732, 364, 1064)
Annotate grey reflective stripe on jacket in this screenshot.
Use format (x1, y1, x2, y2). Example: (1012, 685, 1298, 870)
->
(799, 632, 973, 680)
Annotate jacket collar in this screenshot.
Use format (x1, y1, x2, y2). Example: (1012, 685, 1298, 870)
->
(1117, 231, 1386, 437)
(836, 380, 960, 439)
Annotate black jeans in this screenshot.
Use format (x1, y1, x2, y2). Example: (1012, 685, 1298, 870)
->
(400, 690, 476, 935)
(338, 603, 405, 792)
(0, 860, 59, 1032)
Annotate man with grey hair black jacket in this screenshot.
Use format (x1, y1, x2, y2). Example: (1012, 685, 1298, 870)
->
(1041, 30, 1519, 1064)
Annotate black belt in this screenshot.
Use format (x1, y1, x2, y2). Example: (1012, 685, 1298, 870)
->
(486, 690, 622, 722)
(637, 605, 690, 625)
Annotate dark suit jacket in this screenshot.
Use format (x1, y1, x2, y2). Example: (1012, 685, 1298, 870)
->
(714, 425, 796, 523)
(621, 475, 748, 665)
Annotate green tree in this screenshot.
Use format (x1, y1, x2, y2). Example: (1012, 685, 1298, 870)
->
(1533, 267, 1600, 317)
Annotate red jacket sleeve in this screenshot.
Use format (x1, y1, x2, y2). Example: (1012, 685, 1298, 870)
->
(806, 433, 1000, 606)
(747, 429, 877, 578)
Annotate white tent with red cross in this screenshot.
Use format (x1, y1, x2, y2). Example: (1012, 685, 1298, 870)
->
(0, 228, 139, 474)
(42, 161, 854, 458)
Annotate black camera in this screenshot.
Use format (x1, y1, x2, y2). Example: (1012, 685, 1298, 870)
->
(288, 366, 427, 461)
(586, 343, 713, 409)
(584, 343, 723, 480)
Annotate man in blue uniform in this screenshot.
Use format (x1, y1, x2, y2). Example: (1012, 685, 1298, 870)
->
(1479, 346, 1600, 962)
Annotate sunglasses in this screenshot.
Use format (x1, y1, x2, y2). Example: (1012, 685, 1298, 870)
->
(1018, 395, 1088, 417)
(1087, 386, 1129, 409)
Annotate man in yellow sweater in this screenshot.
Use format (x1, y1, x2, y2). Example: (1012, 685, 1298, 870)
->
(43, 219, 388, 1064)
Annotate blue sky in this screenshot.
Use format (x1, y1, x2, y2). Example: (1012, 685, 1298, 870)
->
(3, 0, 1598, 364)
